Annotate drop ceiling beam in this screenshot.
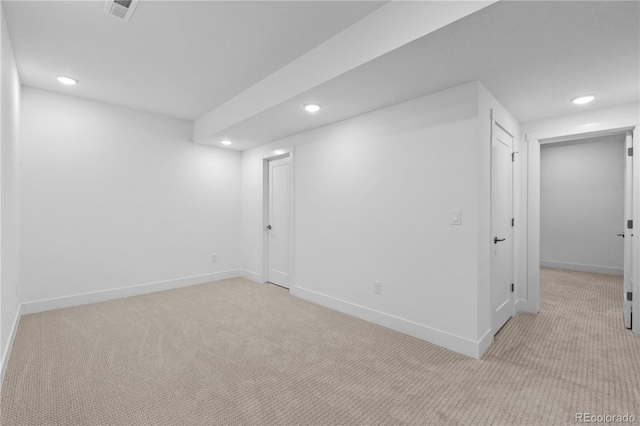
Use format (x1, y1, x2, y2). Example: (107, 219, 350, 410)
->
(193, 0, 497, 144)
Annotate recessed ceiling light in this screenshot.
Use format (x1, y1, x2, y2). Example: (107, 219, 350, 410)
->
(57, 76, 78, 85)
(303, 103, 321, 113)
(220, 140, 232, 146)
(571, 94, 596, 105)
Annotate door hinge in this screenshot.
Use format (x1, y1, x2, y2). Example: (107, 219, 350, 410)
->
(511, 152, 518, 162)
(629, 147, 633, 156)
(511, 283, 515, 292)
(628, 220, 634, 229)
(627, 292, 633, 301)
(511, 218, 515, 227)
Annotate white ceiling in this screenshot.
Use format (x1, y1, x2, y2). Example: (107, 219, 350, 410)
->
(3, 1, 639, 151)
(203, 0, 640, 150)
(2, 0, 384, 120)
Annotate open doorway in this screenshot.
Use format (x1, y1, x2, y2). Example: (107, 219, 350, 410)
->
(540, 134, 625, 276)
(526, 121, 638, 335)
(539, 133, 629, 326)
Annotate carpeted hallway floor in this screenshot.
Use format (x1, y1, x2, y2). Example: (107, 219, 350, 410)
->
(1, 267, 638, 425)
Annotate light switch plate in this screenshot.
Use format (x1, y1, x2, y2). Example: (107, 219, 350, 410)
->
(451, 209, 462, 225)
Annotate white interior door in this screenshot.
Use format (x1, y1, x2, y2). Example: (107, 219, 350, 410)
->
(491, 119, 514, 334)
(267, 156, 291, 288)
(623, 131, 633, 328)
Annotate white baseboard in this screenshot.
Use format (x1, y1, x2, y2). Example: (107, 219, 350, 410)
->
(290, 286, 485, 359)
(477, 328, 494, 359)
(514, 298, 538, 314)
(21, 270, 241, 315)
(239, 269, 262, 283)
(540, 260, 623, 276)
(1, 303, 22, 387)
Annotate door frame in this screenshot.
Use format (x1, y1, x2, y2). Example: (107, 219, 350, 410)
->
(623, 131, 633, 328)
(525, 118, 639, 335)
(262, 147, 296, 288)
(490, 109, 517, 334)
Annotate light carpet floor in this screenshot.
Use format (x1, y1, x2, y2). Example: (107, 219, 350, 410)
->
(1, 268, 639, 425)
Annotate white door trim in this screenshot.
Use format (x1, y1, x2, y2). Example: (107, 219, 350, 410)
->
(623, 131, 633, 328)
(525, 118, 639, 335)
(262, 147, 296, 289)
(490, 109, 516, 334)
(634, 126, 640, 336)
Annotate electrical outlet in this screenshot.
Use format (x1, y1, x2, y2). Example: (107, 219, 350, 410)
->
(211, 253, 217, 263)
(374, 280, 382, 294)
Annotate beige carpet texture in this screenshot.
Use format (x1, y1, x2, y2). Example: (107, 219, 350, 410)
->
(1, 267, 639, 425)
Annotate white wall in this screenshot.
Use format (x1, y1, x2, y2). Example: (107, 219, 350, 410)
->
(20, 88, 241, 307)
(0, 4, 22, 381)
(540, 135, 625, 275)
(240, 82, 518, 358)
(522, 103, 639, 139)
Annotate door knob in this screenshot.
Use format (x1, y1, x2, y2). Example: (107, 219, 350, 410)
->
(266, 225, 272, 230)
(494, 237, 506, 244)
(617, 233, 625, 238)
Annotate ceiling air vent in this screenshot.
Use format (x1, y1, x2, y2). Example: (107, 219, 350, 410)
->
(104, 0, 139, 22)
